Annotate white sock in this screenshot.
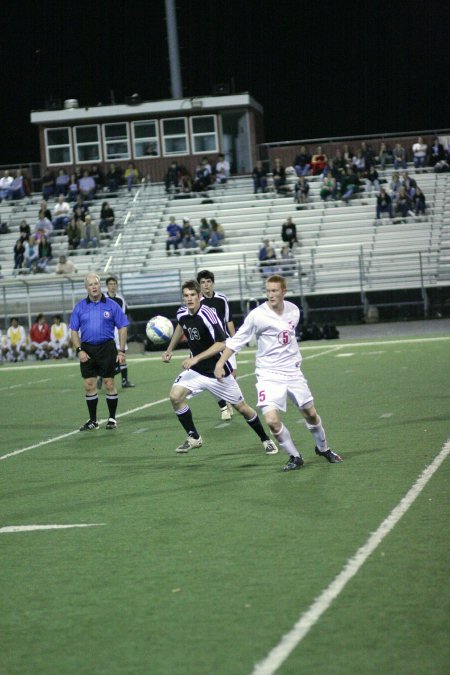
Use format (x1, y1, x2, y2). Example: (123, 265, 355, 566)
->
(274, 423, 300, 457)
(305, 416, 327, 450)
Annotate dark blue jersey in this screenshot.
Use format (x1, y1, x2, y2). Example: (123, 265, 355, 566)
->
(200, 291, 233, 338)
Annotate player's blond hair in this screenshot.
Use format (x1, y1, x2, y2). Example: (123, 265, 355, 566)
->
(266, 274, 287, 290)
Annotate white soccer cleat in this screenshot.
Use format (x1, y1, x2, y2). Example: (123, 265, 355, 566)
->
(175, 435, 203, 453)
(263, 440, 279, 455)
(221, 406, 232, 421)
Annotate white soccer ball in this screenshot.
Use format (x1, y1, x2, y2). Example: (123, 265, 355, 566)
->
(146, 315, 174, 345)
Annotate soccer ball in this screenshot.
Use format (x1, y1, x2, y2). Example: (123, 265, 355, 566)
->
(146, 315, 174, 345)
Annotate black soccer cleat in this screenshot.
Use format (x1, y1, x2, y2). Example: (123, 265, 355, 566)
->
(315, 446, 343, 463)
(283, 455, 304, 471)
(79, 419, 99, 431)
(121, 380, 136, 388)
(105, 418, 117, 430)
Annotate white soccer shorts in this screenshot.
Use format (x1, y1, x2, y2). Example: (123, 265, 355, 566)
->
(173, 369, 244, 405)
(255, 372, 314, 413)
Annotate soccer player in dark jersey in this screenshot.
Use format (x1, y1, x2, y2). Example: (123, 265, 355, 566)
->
(197, 269, 236, 421)
(162, 279, 278, 455)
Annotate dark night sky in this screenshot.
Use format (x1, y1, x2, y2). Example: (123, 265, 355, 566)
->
(2, 0, 450, 165)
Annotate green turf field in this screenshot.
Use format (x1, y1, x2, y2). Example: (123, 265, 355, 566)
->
(1, 334, 449, 674)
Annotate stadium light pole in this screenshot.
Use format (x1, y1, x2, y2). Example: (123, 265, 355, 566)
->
(165, 0, 183, 99)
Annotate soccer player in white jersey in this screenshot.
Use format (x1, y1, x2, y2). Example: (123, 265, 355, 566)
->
(162, 279, 278, 456)
(214, 274, 342, 471)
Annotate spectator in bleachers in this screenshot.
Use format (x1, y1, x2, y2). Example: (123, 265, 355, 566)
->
(430, 136, 445, 167)
(90, 165, 104, 191)
(365, 166, 380, 195)
(351, 149, 366, 175)
(311, 146, 328, 176)
(9, 170, 25, 200)
(294, 146, 311, 177)
(412, 136, 427, 172)
(401, 171, 417, 199)
(79, 213, 99, 248)
(79, 170, 96, 200)
(389, 171, 402, 199)
(258, 240, 278, 277)
(164, 161, 181, 194)
(99, 201, 115, 233)
(413, 186, 426, 216)
(214, 154, 230, 183)
(294, 175, 309, 206)
(377, 142, 391, 171)
(360, 142, 375, 169)
(37, 234, 53, 272)
(320, 174, 337, 202)
(39, 199, 52, 221)
(166, 216, 183, 255)
(198, 217, 211, 250)
(55, 254, 77, 274)
(376, 188, 393, 220)
(67, 173, 79, 201)
(29, 313, 51, 360)
(393, 143, 407, 170)
(279, 244, 296, 277)
(5, 317, 27, 362)
(124, 162, 139, 191)
(52, 195, 71, 231)
(0, 170, 13, 200)
(252, 161, 268, 194)
(394, 186, 413, 221)
(55, 169, 70, 196)
(13, 238, 25, 270)
(34, 210, 53, 239)
(73, 195, 89, 221)
(67, 217, 82, 250)
(24, 235, 39, 269)
(342, 144, 353, 168)
(206, 219, 225, 252)
(193, 158, 212, 192)
(271, 158, 287, 193)
(332, 149, 346, 173)
(180, 218, 198, 253)
(281, 216, 299, 249)
(178, 166, 193, 193)
(340, 167, 362, 204)
(105, 163, 123, 193)
(19, 219, 31, 240)
(41, 168, 55, 200)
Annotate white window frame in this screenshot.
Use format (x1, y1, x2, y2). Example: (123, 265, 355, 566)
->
(161, 117, 189, 156)
(132, 120, 160, 158)
(45, 127, 73, 166)
(190, 115, 218, 155)
(74, 124, 101, 164)
(103, 122, 131, 161)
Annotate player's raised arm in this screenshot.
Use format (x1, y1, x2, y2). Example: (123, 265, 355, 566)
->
(162, 323, 184, 362)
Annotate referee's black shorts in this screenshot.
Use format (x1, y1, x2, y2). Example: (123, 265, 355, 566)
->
(79, 340, 118, 379)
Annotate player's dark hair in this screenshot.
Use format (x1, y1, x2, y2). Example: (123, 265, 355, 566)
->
(182, 279, 201, 294)
(106, 275, 118, 284)
(196, 269, 214, 283)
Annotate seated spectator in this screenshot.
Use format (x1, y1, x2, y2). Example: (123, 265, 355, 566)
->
(78, 170, 96, 200)
(40, 199, 52, 221)
(23, 235, 39, 271)
(430, 136, 445, 166)
(332, 149, 347, 173)
(36, 234, 53, 272)
(0, 170, 13, 201)
(413, 186, 426, 216)
(41, 168, 55, 200)
(99, 201, 115, 233)
(294, 175, 310, 205)
(19, 219, 31, 239)
(79, 213, 99, 248)
(351, 150, 366, 176)
(178, 166, 192, 193)
(214, 154, 230, 183)
(294, 146, 311, 176)
(55, 254, 77, 274)
(340, 167, 362, 203)
(164, 161, 181, 194)
(29, 313, 51, 360)
(393, 143, 407, 170)
(206, 219, 225, 252)
(390, 171, 402, 199)
(258, 240, 278, 277)
(311, 146, 328, 175)
(401, 171, 417, 199)
(342, 144, 353, 168)
(5, 317, 27, 362)
(360, 142, 375, 169)
(124, 162, 139, 191)
(34, 210, 53, 239)
(394, 186, 412, 220)
(365, 166, 380, 194)
(67, 173, 79, 201)
(412, 136, 427, 171)
(376, 188, 393, 219)
(105, 163, 123, 193)
(198, 218, 211, 250)
(55, 169, 70, 196)
(9, 170, 25, 200)
(13, 238, 25, 270)
(193, 158, 212, 192)
(90, 165, 104, 191)
(279, 244, 296, 277)
(49, 315, 72, 359)
(377, 142, 391, 171)
(72, 195, 89, 221)
(52, 195, 71, 231)
(281, 217, 299, 249)
(66, 218, 82, 250)
(271, 158, 286, 193)
(165, 216, 183, 255)
(180, 218, 198, 253)
(320, 174, 337, 201)
(252, 161, 267, 194)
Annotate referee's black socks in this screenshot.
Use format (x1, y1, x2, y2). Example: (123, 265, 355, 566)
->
(85, 394, 99, 422)
(106, 393, 118, 420)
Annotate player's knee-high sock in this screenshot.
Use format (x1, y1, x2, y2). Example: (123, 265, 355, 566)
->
(86, 394, 98, 422)
(106, 393, 118, 419)
(305, 416, 327, 450)
(274, 423, 301, 457)
(245, 413, 269, 441)
(176, 405, 200, 439)
(120, 364, 128, 381)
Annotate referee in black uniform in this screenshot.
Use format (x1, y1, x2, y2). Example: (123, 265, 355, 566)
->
(70, 273, 129, 430)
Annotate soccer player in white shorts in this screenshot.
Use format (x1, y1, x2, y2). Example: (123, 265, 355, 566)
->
(162, 279, 278, 456)
(214, 274, 342, 471)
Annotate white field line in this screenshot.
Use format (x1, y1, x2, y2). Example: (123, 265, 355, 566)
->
(0, 336, 448, 373)
(251, 438, 450, 675)
(0, 523, 105, 534)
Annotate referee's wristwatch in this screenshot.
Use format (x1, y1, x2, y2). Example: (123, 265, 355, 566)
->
(76, 346, 83, 354)
(118, 349, 126, 354)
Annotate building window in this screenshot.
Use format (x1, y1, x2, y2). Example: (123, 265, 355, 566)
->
(132, 120, 160, 158)
(103, 122, 130, 160)
(191, 115, 218, 154)
(45, 127, 72, 165)
(162, 117, 188, 155)
(74, 125, 101, 163)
